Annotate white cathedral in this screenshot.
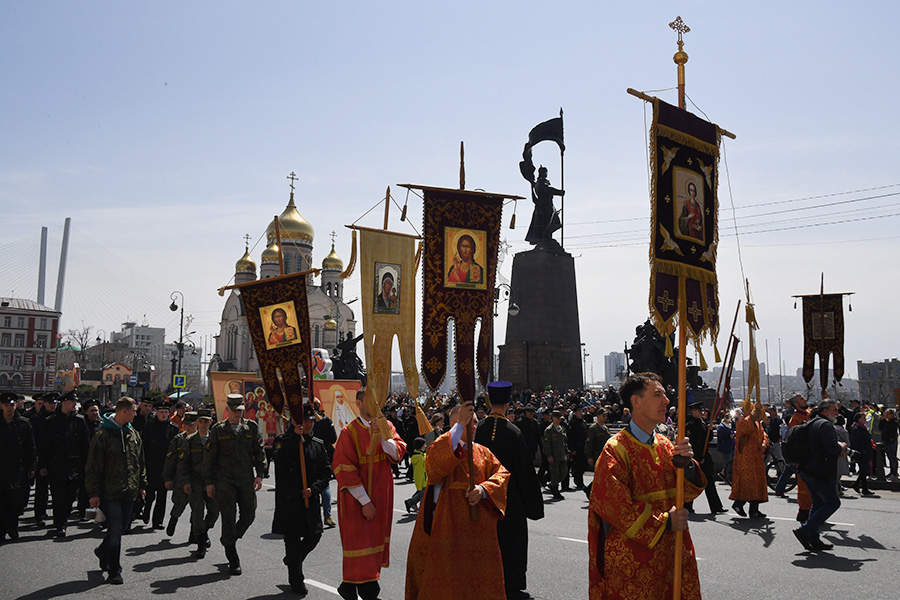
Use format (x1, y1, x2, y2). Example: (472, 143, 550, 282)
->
(213, 187, 357, 375)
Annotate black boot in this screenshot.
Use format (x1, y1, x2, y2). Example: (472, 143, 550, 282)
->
(225, 544, 242, 576)
(166, 516, 178, 537)
(337, 582, 358, 600)
(193, 534, 207, 559)
(551, 485, 564, 500)
(358, 581, 381, 600)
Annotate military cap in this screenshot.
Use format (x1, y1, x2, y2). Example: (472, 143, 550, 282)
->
(60, 389, 79, 403)
(688, 400, 704, 410)
(487, 381, 513, 406)
(182, 411, 198, 425)
(139, 396, 155, 405)
(41, 392, 60, 403)
(523, 404, 537, 412)
(1, 392, 21, 404)
(226, 393, 245, 411)
(31, 392, 45, 401)
(551, 410, 562, 418)
(81, 399, 100, 409)
(154, 401, 173, 410)
(197, 408, 214, 420)
(596, 407, 608, 415)
(302, 404, 316, 421)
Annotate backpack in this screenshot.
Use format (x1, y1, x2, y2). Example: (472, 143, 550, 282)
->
(782, 418, 814, 466)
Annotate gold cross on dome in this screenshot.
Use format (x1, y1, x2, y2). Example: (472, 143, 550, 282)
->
(688, 301, 703, 321)
(669, 16, 690, 46)
(287, 171, 298, 191)
(657, 290, 675, 312)
(330, 230, 338, 245)
(243, 233, 251, 248)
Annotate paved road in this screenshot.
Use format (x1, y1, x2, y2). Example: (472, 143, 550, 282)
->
(2, 475, 898, 600)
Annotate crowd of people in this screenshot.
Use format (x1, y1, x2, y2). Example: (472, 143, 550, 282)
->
(1, 381, 897, 599)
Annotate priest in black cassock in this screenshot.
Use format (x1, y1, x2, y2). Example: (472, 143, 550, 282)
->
(475, 381, 545, 600)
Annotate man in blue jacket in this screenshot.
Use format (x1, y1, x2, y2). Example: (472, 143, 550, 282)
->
(793, 399, 847, 552)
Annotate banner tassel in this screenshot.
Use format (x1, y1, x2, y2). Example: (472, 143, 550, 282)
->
(510, 200, 517, 229)
(665, 334, 674, 358)
(415, 403, 433, 435)
(339, 229, 357, 279)
(698, 347, 708, 371)
(714, 343, 721, 363)
(414, 240, 424, 276)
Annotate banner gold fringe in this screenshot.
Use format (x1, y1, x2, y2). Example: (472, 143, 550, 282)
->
(338, 229, 357, 279)
(698, 348, 708, 371)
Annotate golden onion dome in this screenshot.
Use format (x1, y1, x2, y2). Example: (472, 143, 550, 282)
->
(261, 242, 280, 264)
(267, 191, 314, 244)
(324, 316, 337, 330)
(322, 241, 343, 270)
(235, 245, 257, 273)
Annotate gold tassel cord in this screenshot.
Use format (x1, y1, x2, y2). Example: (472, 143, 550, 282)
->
(698, 347, 707, 371)
(339, 229, 357, 279)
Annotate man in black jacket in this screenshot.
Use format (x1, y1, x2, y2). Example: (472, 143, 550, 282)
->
(141, 401, 179, 528)
(794, 400, 847, 551)
(40, 390, 90, 537)
(272, 404, 331, 596)
(567, 405, 588, 490)
(0, 392, 36, 542)
(475, 381, 544, 600)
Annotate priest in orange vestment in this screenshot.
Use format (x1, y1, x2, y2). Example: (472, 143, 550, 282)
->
(729, 404, 769, 518)
(333, 389, 407, 600)
(405, 401, 509, 600)
(588, 373, 706, 600)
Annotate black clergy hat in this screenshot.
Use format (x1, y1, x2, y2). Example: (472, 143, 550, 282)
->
(487, 381, 513, 406)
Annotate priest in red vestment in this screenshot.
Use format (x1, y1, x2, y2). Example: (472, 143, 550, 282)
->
(588, 372, 706, 600)
(405, 401, 509, 600)
(333, 388, 407, 600)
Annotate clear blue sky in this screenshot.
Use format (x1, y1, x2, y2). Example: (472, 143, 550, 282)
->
(3, 2, 898, 386)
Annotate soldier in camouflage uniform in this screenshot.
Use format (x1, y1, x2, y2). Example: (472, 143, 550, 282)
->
(163, 411, 198, 538)
(180, 408, 219, 558)
(203, 394, 266, 575)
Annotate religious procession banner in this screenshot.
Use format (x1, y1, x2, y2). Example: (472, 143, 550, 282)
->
(418, 185, 504, 402)
(311, 378, 362, 438)
(209, 370, 287, 447)
(801, 294, 846, 391)
(226, 271, 314, 423)
(649, 98, 721, 357)
(356, 226, 421, 411)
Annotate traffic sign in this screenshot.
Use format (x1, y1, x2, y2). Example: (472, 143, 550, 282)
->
(173, 375, 186, 389)
(129, 374, 138, 386)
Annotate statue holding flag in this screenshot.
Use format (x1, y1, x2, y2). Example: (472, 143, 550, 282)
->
(519, 111, 566, 250)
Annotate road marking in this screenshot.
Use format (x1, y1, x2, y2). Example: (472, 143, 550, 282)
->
(725, 513, 855, 527)
(262, 483, 276, 488)
(307, 580, 339, 595)
(558, 536, 588, 544)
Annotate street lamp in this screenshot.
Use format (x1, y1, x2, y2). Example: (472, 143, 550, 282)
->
(169, 291, 185, 389)
(581, 342, 590, 389)
(491, 283, 519, 382)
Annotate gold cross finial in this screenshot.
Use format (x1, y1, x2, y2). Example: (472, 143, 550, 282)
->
(330, 230, 337, 246)
(669, 16, 690, 48)
(287, 171, 298, 191)
(243, 233, 251, 249)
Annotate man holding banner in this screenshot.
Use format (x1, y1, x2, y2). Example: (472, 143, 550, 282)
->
(588, 373, 705, 600)
(333, 388, 406, 600)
